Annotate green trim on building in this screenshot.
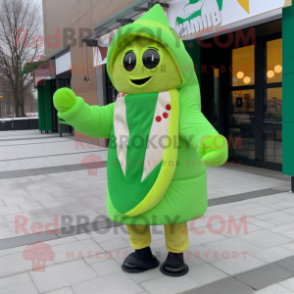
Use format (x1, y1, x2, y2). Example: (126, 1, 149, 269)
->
(37, 86, 46, 131)
(44, 80, 52, 131)
(282, 5, 294, 176)
(37, 80, 52, 132)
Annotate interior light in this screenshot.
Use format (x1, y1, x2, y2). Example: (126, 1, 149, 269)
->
(274, 65, 282, 74)
(267, 70, 275, 78)
(243, 76, 251, 84)
(237, 71, 245, 79)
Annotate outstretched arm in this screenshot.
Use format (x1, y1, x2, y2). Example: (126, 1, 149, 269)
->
(53, 88, 114, 138)
(179, 87, 228, 167)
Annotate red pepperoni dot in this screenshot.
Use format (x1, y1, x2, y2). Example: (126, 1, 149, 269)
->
(163, 112, 169, 119)
(156, 116, 162, 122)
(166, 104, 171, 111)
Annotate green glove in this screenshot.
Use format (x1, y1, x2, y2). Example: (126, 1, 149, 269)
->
(53, 88, 77, 113)
(197, 134, 228, 167)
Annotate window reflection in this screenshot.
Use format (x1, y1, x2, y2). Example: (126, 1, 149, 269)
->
(264, 130, 282, 164)
(229, 128, 255, 160)
(232, 46, 255, 87)
(266, 39, 282, 84)
(264, 88, 282, 125)
(230, 90, 255, 125)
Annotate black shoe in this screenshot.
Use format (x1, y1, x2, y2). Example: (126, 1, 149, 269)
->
(122, 246, 160, 273)
(160, 252, 189, 277)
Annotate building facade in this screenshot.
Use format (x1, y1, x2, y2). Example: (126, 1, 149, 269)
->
(40, 0, 294, 178)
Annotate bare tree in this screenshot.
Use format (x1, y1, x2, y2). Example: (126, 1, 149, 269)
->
(24, 84, 38, 116)
(0, 0, 44, 117)
(0, 73, 14, 118)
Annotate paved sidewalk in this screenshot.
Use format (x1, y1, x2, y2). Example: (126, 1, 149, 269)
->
(0, 130, 293, 294)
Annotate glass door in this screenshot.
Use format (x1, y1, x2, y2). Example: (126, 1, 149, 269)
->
(262, 38, 282, 170)
(229, 45, 257, 165)
(227, 34, 282, 171)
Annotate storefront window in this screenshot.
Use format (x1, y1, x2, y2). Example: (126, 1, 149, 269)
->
(264, 87, 282, 125)
(229, 89, 256, 161)
(225, 29, 282, 169)
(266, 39, 282, 84)
(213, 68, 220, 130)
(232, 46, 255, 87)
(229, 128, 255, 160)
(230, 90, 255, 125)
(263, 38, 282, 166)
(264, 130, 282, 164)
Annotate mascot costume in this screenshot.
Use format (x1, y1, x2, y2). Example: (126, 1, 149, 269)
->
(53, 4, 228, 277)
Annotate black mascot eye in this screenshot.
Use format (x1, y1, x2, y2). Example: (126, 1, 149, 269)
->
(142, 49, 160, 69)
(123, 52, 136, 71)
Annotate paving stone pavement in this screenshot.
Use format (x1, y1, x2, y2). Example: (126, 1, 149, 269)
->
(0, 130, 293, 294)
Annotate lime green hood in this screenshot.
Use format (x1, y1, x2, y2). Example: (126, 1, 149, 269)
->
(106, 4, 201, 108)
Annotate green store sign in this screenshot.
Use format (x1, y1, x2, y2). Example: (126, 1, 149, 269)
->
(172, 0, 292, 38)
(175, 0, 223, 37)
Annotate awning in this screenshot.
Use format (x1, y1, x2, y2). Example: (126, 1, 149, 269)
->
(22, 58, 56, 86)
(22, 45, 71, 75)
(22, 59, 49, 75)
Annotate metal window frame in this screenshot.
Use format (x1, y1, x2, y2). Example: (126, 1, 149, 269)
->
(225, 30, 283, 171)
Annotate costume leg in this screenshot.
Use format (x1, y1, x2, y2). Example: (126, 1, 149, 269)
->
(164, 222, 189, 253)
(160, 222, 189, 277)
(126, 224, 151, 249)
(121, 225, 159, 273)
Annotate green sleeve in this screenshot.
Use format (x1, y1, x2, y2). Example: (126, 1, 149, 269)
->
(179, 86, 218, 148)
(58, 97, 115, 138)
